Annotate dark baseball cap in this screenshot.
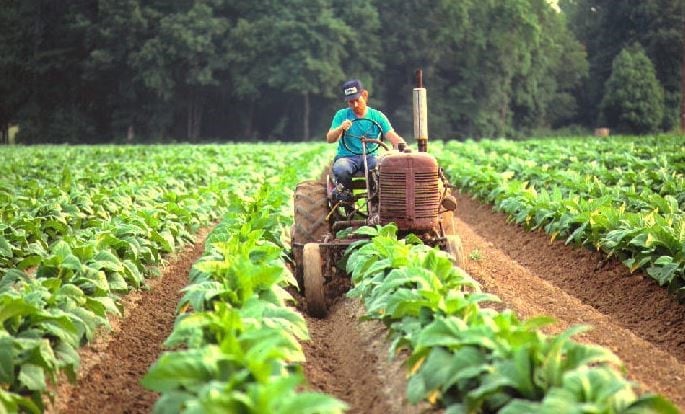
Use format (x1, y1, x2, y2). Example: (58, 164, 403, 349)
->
(341, 79, 364, 101)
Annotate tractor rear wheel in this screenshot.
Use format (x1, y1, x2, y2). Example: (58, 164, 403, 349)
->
(292, 180, 329, 285)
(303, 243, 326, 317)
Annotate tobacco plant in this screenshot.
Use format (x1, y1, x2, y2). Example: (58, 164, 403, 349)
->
(344, 224, 678, 413)
(143, 147, 345, 413)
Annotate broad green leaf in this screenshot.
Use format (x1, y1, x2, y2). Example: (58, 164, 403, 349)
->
(0, 296, 38, 325)
(61, 254, 82, 271)
(646, 257, 679, 286)
(152, 230, 175, 253)
(499, 399, 544, 414)
(106, 271, 129, 291)
(0, 236, 12, 258)
(18, 364, 46, 391)
(93, 250, 124, 272)
(0, 337, 16, 383)
(51, 240, 73, 261)
(142, 346, 224, 393)
(623, 395, 680, 414)
(18, 255, 42, 270)
(151, 390, 195, 414)
(276, 392, 348, 414)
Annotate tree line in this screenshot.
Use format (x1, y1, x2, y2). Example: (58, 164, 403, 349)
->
(0, 0, 682, 144)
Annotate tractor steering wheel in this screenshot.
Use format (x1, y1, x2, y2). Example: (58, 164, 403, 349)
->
(340, 118, 385, 156)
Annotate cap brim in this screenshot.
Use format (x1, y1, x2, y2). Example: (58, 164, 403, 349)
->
(344, 92, 362, 101)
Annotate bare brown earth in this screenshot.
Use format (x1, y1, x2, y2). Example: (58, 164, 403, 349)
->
(301, 193, 685, 412)
(47, 228, 210, 414)
(300, 297, 435, 414)
(452, 193, 685, 410)
(46, 191, 685, 413)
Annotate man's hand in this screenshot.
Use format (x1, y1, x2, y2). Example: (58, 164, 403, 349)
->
(327, 119, 353, 143)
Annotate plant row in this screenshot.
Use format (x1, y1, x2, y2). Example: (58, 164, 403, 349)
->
(449, 136, 685, 206)
(433, 136, 685, 299)
(0, 143, 330, 412)
(344, 224, 677, 413)
(0, 145, 292, 276)
(142, 148, 346, 413)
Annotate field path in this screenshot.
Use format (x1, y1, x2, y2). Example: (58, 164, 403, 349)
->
(301, 298, 434, 414)
(452, 193, 685, 409)
(300, 192, 685, 412)
(47, 229, 210, 414)
(46, 191, 685, 412)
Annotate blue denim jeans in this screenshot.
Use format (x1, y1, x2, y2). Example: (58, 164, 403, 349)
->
(332, 155, 377, 188)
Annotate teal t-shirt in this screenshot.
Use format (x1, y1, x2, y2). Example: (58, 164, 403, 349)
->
(330, 107, 393, 157)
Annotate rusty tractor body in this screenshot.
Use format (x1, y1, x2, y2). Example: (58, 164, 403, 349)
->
(291, 70, 463, 317)
(291, 145, 463, 317)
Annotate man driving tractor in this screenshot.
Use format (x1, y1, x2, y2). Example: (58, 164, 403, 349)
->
(326, 79, 406, 202)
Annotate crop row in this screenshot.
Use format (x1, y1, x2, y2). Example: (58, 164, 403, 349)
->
(344, 224, 677, 412)
(433, 136, 685, 299)
(0, 144, 330, 412)
(462, 137, 683, 209)
(142, 147, 346, 412)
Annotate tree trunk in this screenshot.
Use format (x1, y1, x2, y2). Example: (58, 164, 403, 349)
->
(187, 91, 204, 141)
(193, 101, 203, 140)
(187, 101, 193, 141)
(681, 9, 685, 132)
(499, 98, 508, 138)
(243, 100, 255, 138)
(303, 92, 310, 140)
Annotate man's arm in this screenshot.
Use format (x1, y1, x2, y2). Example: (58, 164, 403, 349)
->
(326, 119, 352, 143)
(385, 129, 406, 149)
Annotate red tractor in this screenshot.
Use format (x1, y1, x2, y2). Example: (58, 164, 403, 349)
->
(291, 72, 463, 317)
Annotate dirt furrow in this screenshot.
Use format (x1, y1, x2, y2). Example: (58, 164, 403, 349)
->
(47, 229, 210, 414)
(301, 298, 429, 414)
(44, 190, 685, 413)
(453, 193, 685, 409)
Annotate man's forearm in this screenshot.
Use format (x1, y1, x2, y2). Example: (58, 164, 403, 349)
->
(326, 126, 343, 143)
(386, 130, 405, 148)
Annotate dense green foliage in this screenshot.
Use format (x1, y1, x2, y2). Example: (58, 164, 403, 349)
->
(0, 142, 331, 411)
(1, 138, 683, 411)
(562, 0, 683, 131)
(144, 153, 347, 413)
(2, 0, 679, 143)
(433, 135, 685, 299)
(600, 45, 665, 134)
(344, 224, 677, 412)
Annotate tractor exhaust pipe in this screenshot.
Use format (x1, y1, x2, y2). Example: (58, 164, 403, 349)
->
(413, 69, 428, 152)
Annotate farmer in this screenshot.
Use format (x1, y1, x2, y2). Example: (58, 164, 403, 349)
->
(326, 79, 406, 202)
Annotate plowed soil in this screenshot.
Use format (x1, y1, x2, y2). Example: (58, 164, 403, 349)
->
(47, 229, 210, 414)
(450, 193, 685, 409)
(48, 193, 685, 413)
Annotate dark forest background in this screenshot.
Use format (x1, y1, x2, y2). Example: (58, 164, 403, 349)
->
(0, 0, 683, 144)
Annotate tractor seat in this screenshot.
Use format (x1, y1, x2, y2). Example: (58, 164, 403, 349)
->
(327, 168, 375, 195)
(349, 168, 375, 189)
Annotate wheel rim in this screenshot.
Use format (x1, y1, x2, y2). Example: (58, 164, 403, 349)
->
(303, 243, 327, 317)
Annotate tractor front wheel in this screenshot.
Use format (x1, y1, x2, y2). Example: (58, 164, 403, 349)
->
(303, 243, 327, 317)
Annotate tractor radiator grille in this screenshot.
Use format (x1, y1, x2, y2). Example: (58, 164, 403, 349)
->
(378, 160, 440, 231)
(414, 171, 440, 218)
(379, 172, 407, 216)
